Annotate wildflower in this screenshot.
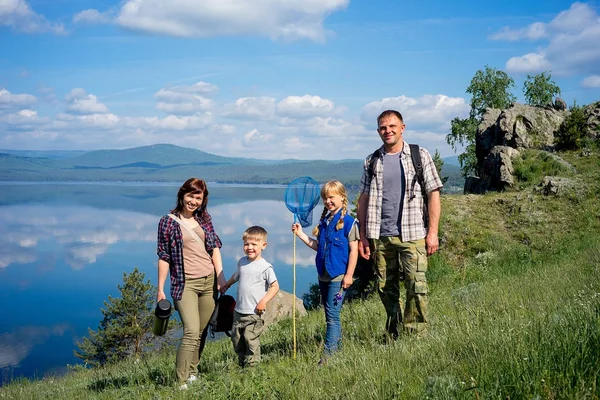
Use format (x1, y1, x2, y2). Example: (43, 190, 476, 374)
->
(334, 289, 344, 305)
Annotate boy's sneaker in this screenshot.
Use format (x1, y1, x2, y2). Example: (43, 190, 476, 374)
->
(186, 375, 198, 384)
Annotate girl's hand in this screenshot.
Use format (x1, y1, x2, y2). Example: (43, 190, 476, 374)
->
(291, 223, 303, 236)
(342, 274, 353, 290)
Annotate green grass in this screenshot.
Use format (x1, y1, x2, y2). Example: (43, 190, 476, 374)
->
(2, 148, 600, 399)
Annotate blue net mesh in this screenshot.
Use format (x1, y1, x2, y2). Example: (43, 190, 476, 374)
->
(284, 176, 321, 227)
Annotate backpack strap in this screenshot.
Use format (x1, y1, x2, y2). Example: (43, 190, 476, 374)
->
(409, 144, 426, 199)
(367, 149, 381, 181)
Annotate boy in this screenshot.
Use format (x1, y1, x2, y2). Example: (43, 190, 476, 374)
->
(226, 226, 279, 367)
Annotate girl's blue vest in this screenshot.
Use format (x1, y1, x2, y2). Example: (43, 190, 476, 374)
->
(315, 210, 356, 278)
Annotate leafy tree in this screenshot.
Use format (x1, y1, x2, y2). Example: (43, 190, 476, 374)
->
(74, 267, 156, 366)
(446, 65, 516, 176)
(523, 71, 561, 106)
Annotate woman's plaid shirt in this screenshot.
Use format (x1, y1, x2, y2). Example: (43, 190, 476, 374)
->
(157, 211, 222, 300)
(359, 144, 443, 241)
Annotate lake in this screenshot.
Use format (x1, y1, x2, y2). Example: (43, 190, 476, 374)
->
(0, 182, 337, 385)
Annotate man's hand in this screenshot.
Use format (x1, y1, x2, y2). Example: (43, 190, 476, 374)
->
(358, 237, 371, 259)
(425, 231, 439, 256)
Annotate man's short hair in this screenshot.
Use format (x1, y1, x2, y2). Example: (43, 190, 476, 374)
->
(243, 226, 268, 242)
(377, 110, 404, 126)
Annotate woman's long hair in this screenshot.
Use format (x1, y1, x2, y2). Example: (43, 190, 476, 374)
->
(171, 178, 209, 219)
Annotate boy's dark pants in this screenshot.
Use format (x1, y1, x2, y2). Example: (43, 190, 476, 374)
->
(231, 311, 265, 366)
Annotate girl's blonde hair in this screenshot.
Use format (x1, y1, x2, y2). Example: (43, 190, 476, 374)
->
(312, 180, 349, 236)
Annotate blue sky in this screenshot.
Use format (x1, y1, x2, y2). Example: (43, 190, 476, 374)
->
(1, 0, 599, 159)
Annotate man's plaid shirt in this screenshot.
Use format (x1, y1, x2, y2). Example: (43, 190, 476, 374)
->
(359, 144, 443, 241)
(157, 211, 222, 300)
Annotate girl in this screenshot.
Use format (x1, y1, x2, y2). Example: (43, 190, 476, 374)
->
(291, 180, 359, 364)
(156, 178, 227, 389)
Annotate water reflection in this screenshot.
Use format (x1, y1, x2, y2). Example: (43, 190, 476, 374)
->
(0, 183, 325, 384)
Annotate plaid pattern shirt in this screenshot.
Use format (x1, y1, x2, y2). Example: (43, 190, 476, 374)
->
(359, 144, 443, 241)
(157, 211, 222, 300)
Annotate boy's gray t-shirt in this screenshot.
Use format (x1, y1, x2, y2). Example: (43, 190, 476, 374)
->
(232, 257, 277, 314)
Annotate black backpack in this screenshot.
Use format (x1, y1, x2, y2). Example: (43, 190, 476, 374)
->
(208, 294, 236, 337)
(367, 144, 428, 224)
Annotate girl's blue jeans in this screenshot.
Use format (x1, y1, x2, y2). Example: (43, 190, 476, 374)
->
(319, 280, 346, 355)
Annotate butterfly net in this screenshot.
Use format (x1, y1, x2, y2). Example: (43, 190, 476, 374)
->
(284, 176, 321, 227)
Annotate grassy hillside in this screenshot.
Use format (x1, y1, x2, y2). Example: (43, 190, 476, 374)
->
(1, 146, 598, 398)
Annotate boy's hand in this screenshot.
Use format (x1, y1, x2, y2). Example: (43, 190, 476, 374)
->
(255, 300, 267, 315)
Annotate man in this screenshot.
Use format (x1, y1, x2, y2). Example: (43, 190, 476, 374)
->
(357, 110, 442, 338)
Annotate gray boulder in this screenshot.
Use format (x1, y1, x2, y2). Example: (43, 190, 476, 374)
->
(263, 290, 307, 327)
(536, 176, 577, 197)
(554, 97, 567, 111)
(479, 146, 520, 190)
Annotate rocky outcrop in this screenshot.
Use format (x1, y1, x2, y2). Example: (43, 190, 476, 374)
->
(263, 290, 307, 327)
(467, 103, 570, 193)
(584, 101, 600, 140)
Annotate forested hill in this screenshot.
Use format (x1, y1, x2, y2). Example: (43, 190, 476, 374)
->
(0, 143, 463, 188)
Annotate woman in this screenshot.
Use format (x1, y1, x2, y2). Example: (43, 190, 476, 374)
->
(157, 178, 227, 389)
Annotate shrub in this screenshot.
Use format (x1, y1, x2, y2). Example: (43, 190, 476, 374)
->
(555, 105, 587, 150)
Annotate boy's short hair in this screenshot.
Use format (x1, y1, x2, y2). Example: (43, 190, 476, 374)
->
(242, 226, 268, 242)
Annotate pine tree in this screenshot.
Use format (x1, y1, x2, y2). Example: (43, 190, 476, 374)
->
(74, 267, 156, 366)
(432, 149, 449, 186)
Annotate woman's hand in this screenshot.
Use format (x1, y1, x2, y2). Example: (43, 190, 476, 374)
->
(157, 290, 166, 302)
(216, 273, 228, 294)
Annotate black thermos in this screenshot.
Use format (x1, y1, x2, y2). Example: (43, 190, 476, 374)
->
(153, 299, 172, 336)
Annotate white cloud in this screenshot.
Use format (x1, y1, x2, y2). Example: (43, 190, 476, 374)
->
(581, 75, 600, 88)
(506, 52, 552, 74)
(156, 99, 213, 115)
(224, 97, 276, 119)
(495, 2, 600, 75)
(277, 95, 335, 118)
(0, 0, 64, 34)
(73, 9, 111, 24)
(65, 89, 110, 115)
(0, 109, 46, 128)
(243, 128, 273, 145)
(361, 94, 470, 130)
(0, 88, 37, 109)
(489, 22, 547, 41)
(155, 82, 218, 99)
(79, 0, 348, 42)
(154, 82, 217, 115)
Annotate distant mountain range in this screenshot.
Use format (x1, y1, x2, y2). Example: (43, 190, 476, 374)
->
(0, 144, 463, 189)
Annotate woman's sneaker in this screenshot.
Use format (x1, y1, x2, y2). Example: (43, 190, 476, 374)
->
(186, 375, 198, 384)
